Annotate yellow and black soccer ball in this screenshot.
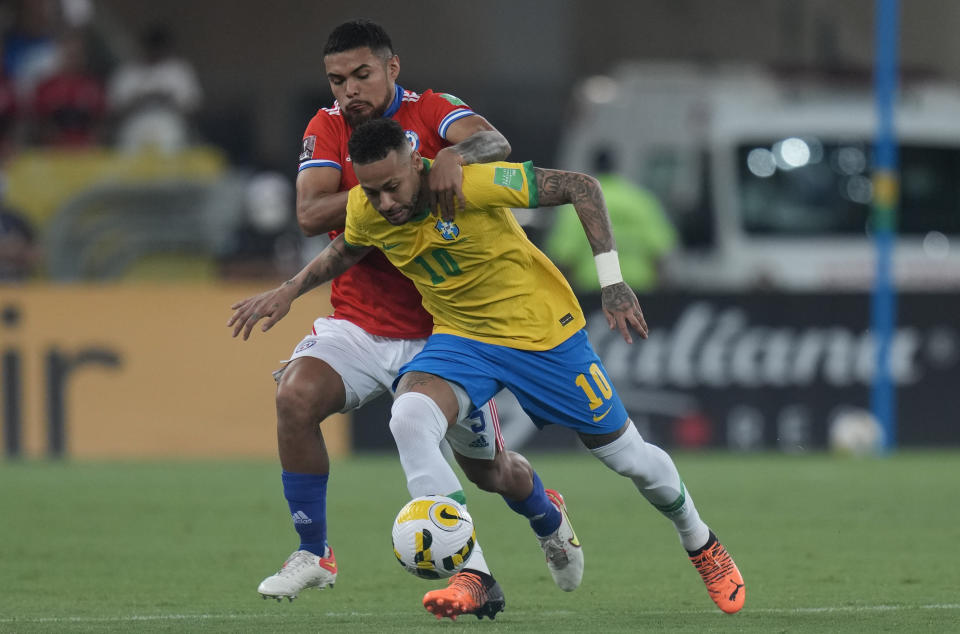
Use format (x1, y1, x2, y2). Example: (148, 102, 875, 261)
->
(391, 495, 476, 579)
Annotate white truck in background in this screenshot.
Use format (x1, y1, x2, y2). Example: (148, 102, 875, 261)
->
(556, 62, 960, 290)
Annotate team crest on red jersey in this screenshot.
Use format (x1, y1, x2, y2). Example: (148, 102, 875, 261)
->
(404, 129, 420, 151)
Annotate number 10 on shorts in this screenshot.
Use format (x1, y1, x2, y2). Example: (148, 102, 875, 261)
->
(575, 363, 613, 411)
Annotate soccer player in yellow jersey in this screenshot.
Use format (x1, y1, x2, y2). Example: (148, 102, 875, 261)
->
(230, 118, 746, 616)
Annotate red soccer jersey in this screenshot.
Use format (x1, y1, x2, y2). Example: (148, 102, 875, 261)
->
(299, 85, 477, 339)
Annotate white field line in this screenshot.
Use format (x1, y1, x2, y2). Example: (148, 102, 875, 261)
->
(750, 604, 960, 614)
(1, 604, 958, 624)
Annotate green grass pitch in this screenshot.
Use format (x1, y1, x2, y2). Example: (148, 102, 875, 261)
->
(1, 451, 958, 632)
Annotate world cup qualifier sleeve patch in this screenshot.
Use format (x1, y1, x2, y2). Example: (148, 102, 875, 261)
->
(438, 93, 466, 106)
(300, 135, 316, 161)
(494, 167, 524, 191)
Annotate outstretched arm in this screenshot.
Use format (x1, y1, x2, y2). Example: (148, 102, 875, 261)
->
(228, 234, 371, 340)
(429, 115, 511, 221)
(535, 167, 649, 343)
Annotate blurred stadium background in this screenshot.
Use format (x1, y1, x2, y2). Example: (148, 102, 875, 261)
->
(2, 0, 959, 458)
(2, 0, 960, 629)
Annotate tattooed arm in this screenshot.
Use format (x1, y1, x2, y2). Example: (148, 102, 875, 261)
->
(444, 130, 511, 163)
(429, 115, 511, 221)
(227, 234, 371, 340)
(535, 167, 648, 343)
(536, 168, 615, 254)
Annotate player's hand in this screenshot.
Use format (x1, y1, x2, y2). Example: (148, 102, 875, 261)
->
(600, 282, 648, 344)
(428, 147, 466, 221)
(227, 284, 296, 340)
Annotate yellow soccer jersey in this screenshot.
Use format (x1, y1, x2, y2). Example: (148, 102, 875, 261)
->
(343, 160, 586, 350)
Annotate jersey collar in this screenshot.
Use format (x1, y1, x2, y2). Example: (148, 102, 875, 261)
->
(381, 84, 404, 119)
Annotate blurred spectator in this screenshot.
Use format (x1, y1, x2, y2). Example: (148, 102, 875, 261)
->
(0, 66, 17, 158)
(2, 0, 60, 99)
(0, 181, 40, 281)
(545, 148, 678, 292)
(218, 171, 300, 280)
(30, 29, 106, 147)
(107, 23, 202, 153)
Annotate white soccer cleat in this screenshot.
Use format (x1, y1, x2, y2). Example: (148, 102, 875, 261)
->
(537, 490, 583, 592)
(257, 547, 337, 600)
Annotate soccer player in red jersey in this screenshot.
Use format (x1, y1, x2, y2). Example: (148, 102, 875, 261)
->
(244, 20, 575, 620)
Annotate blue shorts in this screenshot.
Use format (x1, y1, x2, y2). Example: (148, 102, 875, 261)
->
(394, 330, 628, 435)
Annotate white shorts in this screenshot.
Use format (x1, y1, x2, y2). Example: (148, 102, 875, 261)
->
(281, 317, 503, 459)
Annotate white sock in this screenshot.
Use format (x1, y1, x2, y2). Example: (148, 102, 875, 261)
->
(463, 534, 491, 575)
(589, 421, 710, 551)
(390, 392, 492, 575)
(390, 392, 461, 497)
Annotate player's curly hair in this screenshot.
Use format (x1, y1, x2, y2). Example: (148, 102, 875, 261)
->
(323, 19, 394, 58)
(348, 119, 408, 165)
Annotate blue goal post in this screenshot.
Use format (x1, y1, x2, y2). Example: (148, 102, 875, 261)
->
(871, 0, 899, 451)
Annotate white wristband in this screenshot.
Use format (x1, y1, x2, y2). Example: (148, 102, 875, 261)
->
(594, 251, 623, 288)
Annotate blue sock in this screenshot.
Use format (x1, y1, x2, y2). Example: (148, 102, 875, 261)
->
(503, 471, 561, 537)
(281, 471, 328, 556)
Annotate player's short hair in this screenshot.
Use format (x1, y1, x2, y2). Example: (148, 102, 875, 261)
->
(323, 19, 394, 58)
(348, 119, 409, 165)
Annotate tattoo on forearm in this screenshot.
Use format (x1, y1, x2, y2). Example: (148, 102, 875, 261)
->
(452, 131, 510, 163)
(297, 272, 323, 297)
(294, 236, 367, 297)
(536, 168, 616, 253)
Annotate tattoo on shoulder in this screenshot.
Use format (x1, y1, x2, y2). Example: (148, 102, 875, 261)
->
(535, 168, 596, 207)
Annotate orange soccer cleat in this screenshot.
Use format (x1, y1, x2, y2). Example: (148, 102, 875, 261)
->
(422, 570, 505, 621)
(688, 532, 745, 614)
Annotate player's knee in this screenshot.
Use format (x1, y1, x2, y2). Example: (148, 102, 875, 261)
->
(459, 450, 529, 495)
(458, 458, 499, 492)
(604, 444, 644, 477)
(390, 392, 446, 445)
(498, 450, 534, 492)
(593, 423, 652, 478)
(276, 375, 336, 430)
(607, 459, 639, 478)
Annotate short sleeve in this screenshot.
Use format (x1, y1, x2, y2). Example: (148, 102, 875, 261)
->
(298, 109, 345, 172)
(461, 161, 538, 210)
(418, 90, 476, 140)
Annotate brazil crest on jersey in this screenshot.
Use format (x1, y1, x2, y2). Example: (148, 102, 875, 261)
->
(344, 160, 586, 351)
